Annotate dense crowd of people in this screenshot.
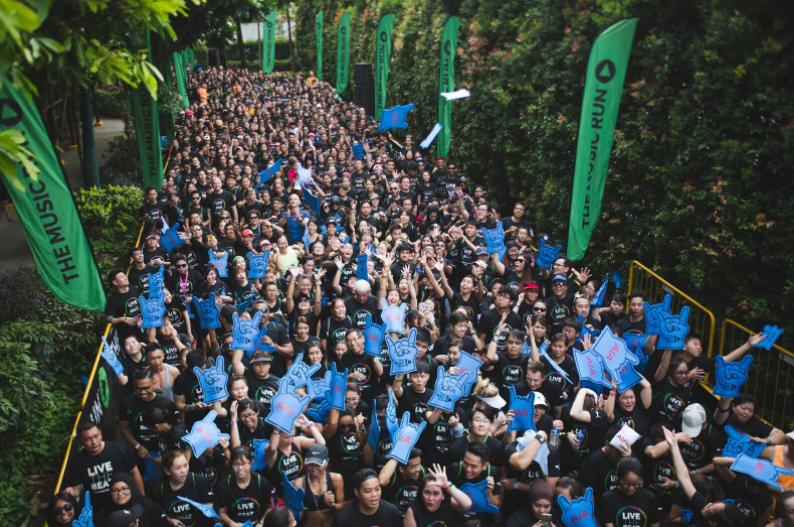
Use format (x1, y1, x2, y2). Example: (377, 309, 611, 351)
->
(51, 66, 794, 527)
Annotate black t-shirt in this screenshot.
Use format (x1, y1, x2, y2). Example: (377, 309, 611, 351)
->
(382, 468, 423, 515)
(151, 472, 213, 527)
(397, 388, 434, 424)
(128, 265, 159, 296)
(479, 309, 522, 352)
(560, 407, 610, 470)
(640, 438, 677, 505)
(332, 501, 401, 527)
(600, 488, 663, 527)
(327, 431, 364, 481)
(204, 190, 236, 222)
(491, 351, 530, 399)
(118, 394, 177, 451)
(650, 378, 696, 429)
(613, 404, 652, 458)
(320, 316, 354, 348)
(173, 371, 211, 429)
(725, 475, 774, 527)
(66, 441, 138, 512)
(344, 295, 379, 329)
(579, 449, 619, 508)
(343, 351, 379, 401)
(447, 460, 501, 522)
(540, 354, 579, 397)
(409, 496, 461, 527)
(216, 474, 275, 523)
(502, 442, 561, 522)
(545, 294, 574, 334)
(244, 372, 281, 411)
(105, 287, 142, 337)
(513, 379, 566, 409)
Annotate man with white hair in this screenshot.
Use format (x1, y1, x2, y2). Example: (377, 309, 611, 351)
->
(344, 279, 379, 330)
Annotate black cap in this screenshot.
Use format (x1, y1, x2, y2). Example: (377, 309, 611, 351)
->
(108, 505, 143, 527)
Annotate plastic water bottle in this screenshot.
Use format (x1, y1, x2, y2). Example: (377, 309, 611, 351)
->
(576, 429, 586, 444)
(550, 428, 559, 448)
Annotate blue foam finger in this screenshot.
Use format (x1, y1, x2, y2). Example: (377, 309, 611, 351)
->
(265, 379, 312, 433)
(713, 355, 753, 399)
(183, 410, 230, 458)
(386, 328, 419, 376)
(459, 479, 499, 515)
(508, 387, 537, 432)
(232, 311, 262, 352)
(557, 487, 598, 527)
(428, 366, 471, 412)
(140, 292, 166, 329)
(193, 356, 229, 404)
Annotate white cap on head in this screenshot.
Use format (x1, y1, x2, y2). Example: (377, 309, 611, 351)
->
(533, 392, 547, 408)
(681, 403, 707, 438)
(479, 394, 506, 410)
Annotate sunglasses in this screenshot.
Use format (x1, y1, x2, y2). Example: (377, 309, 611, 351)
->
(533, 307, 546, 312)
(54, 504, 74, 515)
(176, 264, 188, 269)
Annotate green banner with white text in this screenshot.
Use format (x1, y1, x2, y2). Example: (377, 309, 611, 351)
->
(567, 18, 638, 261)
(316, 11, 324, 81)
(375, 13, 395, 120)
(262, 11, 277, 73)
(438, 16, 459, 160)
(0, 74, 106, 312)
(336, 12, 350, 94)
(173, 52, 189, 108)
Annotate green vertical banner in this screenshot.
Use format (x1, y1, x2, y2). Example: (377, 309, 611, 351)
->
(315, 11, 324, 81)
(262, 10, 277, 73)
(438, 16, 460, 160)
(132, 29, 164, 191)
(0, 75, 106, 312)
(375, 13, 396, 120)
(336, 12, 350, 94)
(567, 18, 638, 261)
(173, 52, 188, 108)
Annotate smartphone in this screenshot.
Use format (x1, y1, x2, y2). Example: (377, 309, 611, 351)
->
(541, 514, 553, 527)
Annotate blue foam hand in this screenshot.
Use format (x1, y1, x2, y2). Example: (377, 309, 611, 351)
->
(161, 223, 186, 253)
(756, 325, 784, 351)
(249, 326, 276, 358)
(302, 224, 311, 249)
(681, 510, 694, 525)
(177, 495, 221, 520)
(193, 357, 230, 404)
(481, 221, 507, 260)
(101, 336, 124, 377)
(301, 185, 320, 215)
(378, 103, 415, 131)
(419, 123, 442, 149)
(539, 345, 573, 384)
(183, 410, 230, 457)
(351, 142, 364, 159)
(508, 386, 537, 432)
(614, 363, 644, 393)
(456, 351, 483, 395)
(328, 362, 348, 410)
(232, 311, 263, 352)
(251, 438, 270, 472)
(557, 487, 598, 527)
(282, 471, 305, 521)
(386, 389, 399, 443)
(235, 297, 254, 315)
(368, 402, 381, 451)
(723, 426, 767, 459)
(428, 366, 471, 412)
(657, 305, 691, 350)
(357, 253, 368, 281)
(254, 157, 283, 189)
(207, 251, 229, 277)
(362, 314, 387, 357)
(72, 491, 93, 527)
(643, 302, 662, 335)
(386, 327, 419, 376)
(147, 265, 165, 296)
(247, 250, 270, 279)
(624, 333, 649, 356)
(283, 353, 322, 391)
(730, 454, 794, 490)
(389, 412, 427, 464)
(192, 293, 221, 330)
(520, 340, 532, 355)
(577, 315, 601, 343)
(592, 278, 608, 307)
(591, 326, 639, 382)
(573, 347, 611, 389)
(713, 355, 753, 398)
(139, 292, 166, 329)
(380, 299, 407, 335)
(611, 270, 625, 289)
(535, 238, 563, 269)
(459, 479, 499, 515)
(306, 395, 332, 423)
(265, 379, 312, 433)
(307, 370, 332, 401)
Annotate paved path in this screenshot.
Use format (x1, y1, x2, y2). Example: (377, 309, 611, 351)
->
(0, 118, 125, 272)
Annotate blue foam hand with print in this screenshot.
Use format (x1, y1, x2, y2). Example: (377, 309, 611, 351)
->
(72, 491, 93, 527)
(557, 487, 598, 527)
(730, 454, 794, 490)
(282, 471, 306, 521)
(351, 142, 365, 159)
(428, 366, 471, 412)
(251, 438, 270, 472)
(307, 370, 332, 401)
(192, 293, 221, 330)
(386, 327, 419, 376)
(255, 158, 283, 189)
(756, 325, 783, 351)
(357, 253, 368, 281)
(139, 292, 166, 329)
(380, 299, 407, 335)
(234, 297, 253, 315)
(535, 238, 563, 269)
(508, 387, 537, 432)
(713, 355, 753, 398)
(328, 362, 348, 410)
(177, 495, 221, 520)
(207, 250, 229, 277)
(574, 347, 611, 389)
(723, 426, 767, 459)
(183, 410, 230, 457)
(611, 270, 625, 289)
(577, 315, 600, 343)
(283, 352, 321, 391)
(161, 223, 186, 253)
(249, 326, 276, 358)
(362, 313, 387, 357)
(592, 277, 608, 307)
(481, 221, 507, 260)
(386, 389, 399, 443)
(306, 394, 332, 423)
(459, 479, 499, 515)
(147, 265, 165, 296)
(232, 311, 262, 351)
(247, 249, 270, 279)
(591, 326, 640, 381)
(101, 336, 124, 377)
(193, 356, 229, 404)
(265, 379, 312, 433)
(378, 103, 415, 131)
(657, 305, 691, 350)
(367, 401, 381, 451)
(389, 412, 427, 464)
(455, 351, 483, 394)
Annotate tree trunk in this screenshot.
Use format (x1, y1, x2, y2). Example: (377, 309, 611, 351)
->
(284, 3, 297, 72)
(236, 17, 247, 70)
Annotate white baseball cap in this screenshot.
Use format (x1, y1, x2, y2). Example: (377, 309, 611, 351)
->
(681, 403, 707, 437)
(533, 392, 547, 408)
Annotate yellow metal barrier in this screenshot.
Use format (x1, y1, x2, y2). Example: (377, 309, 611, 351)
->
(719, 319, 794, 431)
(626, 261, 717, 357)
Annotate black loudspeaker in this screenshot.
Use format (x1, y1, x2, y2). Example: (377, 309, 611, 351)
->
(354, 63, 373, 86)
(355, 85, 375, 118)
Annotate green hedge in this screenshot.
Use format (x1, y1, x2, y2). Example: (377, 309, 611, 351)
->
(295, 0, 794, 347)
(93, 88, 131, 119)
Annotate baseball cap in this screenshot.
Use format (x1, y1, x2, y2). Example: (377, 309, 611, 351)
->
(524, 282, 540, 291)
(551, 274, 567, 283)
(475, 247, 488, 256)
(681, 403, 707, 437)
(145, 232, 159, 240)
(250, 352, 273, 363)
(305, 444, 329, 465)
(242, 229, 254, 237)
(108, 505, 143, 527)
(534, 392, 547, 407)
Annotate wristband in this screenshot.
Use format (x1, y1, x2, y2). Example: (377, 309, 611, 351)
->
(307, 422, 314, 429)
(717, 407, 730, 413)
(609, 391, 617, 396)
(444, 483, 454, 490)
(230, 420, 237, 425)
(135, 444, 141, 450)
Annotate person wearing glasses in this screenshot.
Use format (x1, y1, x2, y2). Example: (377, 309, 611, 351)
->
(544, 274, 574, 336)
(48, 492, 81, 526)
(650, 355, 697, 430)
(600, 457, 663, 527)
(165, 255, 202, 299)
(216, 446, 276, 527)
(97, 473, 169, 527)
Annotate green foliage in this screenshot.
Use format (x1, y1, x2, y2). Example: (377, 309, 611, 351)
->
(295, 0, 794, 347)
(194, 44, 209, 66)
(93, 87, 132, 118)
(101, 132, 142, 181)
(74, 184, 143, 256)
(227, 38, 292, 65)
(156, 83, 185, 115)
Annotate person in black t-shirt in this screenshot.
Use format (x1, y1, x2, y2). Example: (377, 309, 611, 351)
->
(403, 465, 472, 527)
(544, 275, 574, 336)
(105, 268, 142, 341)
(174, 350, 212, 430)
(331, 469, 401, 527)
(447, 442, 501, 523)
(600, 457, 663, 527)
(561, 387, 612, 475)
(151, 450, 214, 527)
(216, 446, 275, 526)
(378, 449, 425, 516)
(616, 292, 658, 358)
(119, 371, 177, 471)
(579, 426, 632, 510)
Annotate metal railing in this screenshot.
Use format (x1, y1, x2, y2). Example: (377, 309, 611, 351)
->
(626, 260, 717, 357)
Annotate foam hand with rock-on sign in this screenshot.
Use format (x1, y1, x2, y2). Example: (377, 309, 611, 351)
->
(723, 425, 767, 459)
(247, 250, 270, 279)
(193, 356, 230, 404)
(231, 311, 262, 352)
(577, 314, 601, 343)
(713, 355, 753, 398)
(251, 438, 270, 471)
(481, 221, 507, 260)
(328, 362, 348, 410)
(591, 326, 643, 393)
(386, 327, 419, 376)
(249, 326, 276, 358)
(428, 366, 471, 412)
(657, 302, 691, 350)
(535, 238, 563, 269)
(558, 487, 598, 527)
(139, 292, 166, 329)
(389, 412, 426, 464)
(755, 325, 783, 351)
(183, 410, 230, 457)
(455, 351, 483, 395)
(592, 277, 608, 307)
(207, 251, 229, 277)
(265, 379, 312, 434)
(101, 336, 125, 377)
(730, 454, 794, 490)
(386, 388, 399, 442)
(283, 352, 322, 391)
(307, 370, 332, 401)
(146, 265, 165, 296)
(507, 387, 537, 432)
(72, 491, 93, 527)
(282, 472, 306, 521)
(255, 158, 283, 190)
(192, 293, 221, 330)
(356, 253, 369, 281)
(380, 298, 407, 335)
(378, 103, 415, 131)
(362, 314, 387, 357)
(459, 479, 499, 515)
(177, 495, 221, 520)
(161, 223, 187, 253)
